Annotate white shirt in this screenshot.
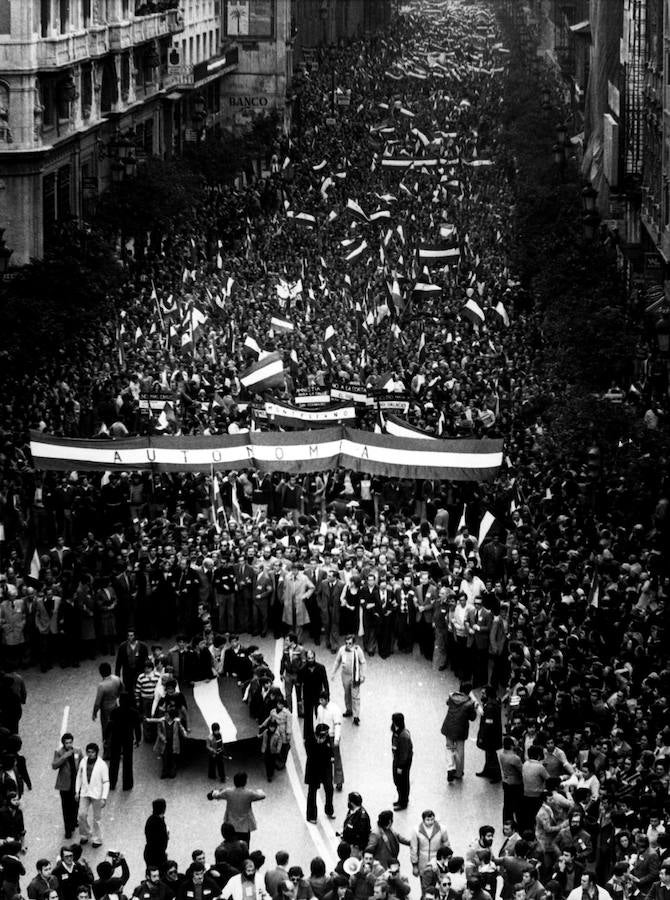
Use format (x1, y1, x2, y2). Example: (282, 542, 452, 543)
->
(315, 700, 343, 743)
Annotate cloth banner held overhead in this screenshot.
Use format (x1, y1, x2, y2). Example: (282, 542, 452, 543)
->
(30, 429, 504, 481)
(264, 400, 357, 428)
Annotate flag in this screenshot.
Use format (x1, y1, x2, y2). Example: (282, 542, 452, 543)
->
(587, 572, 600, 609)
(324, 324, 337, 346)
(369, 209, 391, 222)
(230, 479, 243, 523)
(457, 504, 467, 532)
(287, 211, 317, 228)
(462, 298, 485, 326)
(494, 301, 510, 326)
(418, 244, 460, 262)
(477, 510, 496, 546)
(210, 466, 223, 534)
(345, 239, 368, 262)
(413, 278, 441, 299)
(30, 547, 41, 581)
(270, 316, 294, 333)
(346, 198, 369, 221)
(244, 335, 262, 357)
(418, 331, 426, 364)
(240, 351, 285, 391)
(383, 414, 436, 441)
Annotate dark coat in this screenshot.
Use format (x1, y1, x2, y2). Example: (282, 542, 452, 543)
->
(476, 698, 503, 750)
(144, 813, 169, 867)
(304, 736, 334, 786)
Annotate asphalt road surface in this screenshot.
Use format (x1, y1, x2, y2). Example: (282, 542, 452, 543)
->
(19, 641, 502, 892)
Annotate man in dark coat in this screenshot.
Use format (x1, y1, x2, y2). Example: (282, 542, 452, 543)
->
(115, 629, 150, 699)
(441, 681, 476, 782)
(475, 687, 502, 783)
(108, 693, 142, 791)
(298, 650, 329, 740)
(391, 712, 414, 810)
(304, 723, 335, 824)
(342, 791, 372, 854)
(144, 799, 169, 870)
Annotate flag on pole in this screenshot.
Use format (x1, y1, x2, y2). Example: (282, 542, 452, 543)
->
(210, 466, 223, 534)
(587, 572, 600, 608)
(324, 324, 337, 346)
(477, 510, 496, 546)
(244, 335, 262, 357)
(457, 504, 467, 532)
(270, 316, 294, 333)
(345, 239, 368, 262)
(494, 301, 510, 326)
(239, 351, 285, 391)
(418, 331, 426, 364)
(230, 479, 243, 523)
(462, 298, 485, 326)
(346, 198, 369, 221)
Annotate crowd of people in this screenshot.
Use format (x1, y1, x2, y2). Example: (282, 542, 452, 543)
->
(0, 0, 669, 900)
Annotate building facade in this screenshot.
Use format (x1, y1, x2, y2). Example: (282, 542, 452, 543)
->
(0, 1, 184, 264)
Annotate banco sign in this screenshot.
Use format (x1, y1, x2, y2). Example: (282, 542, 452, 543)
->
(229, 96, 269, 107)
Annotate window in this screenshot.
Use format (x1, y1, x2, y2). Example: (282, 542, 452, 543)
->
(189, 36, 193, 63)
(43, 173, 57, 232)
(0, 0, 10, 35)
(81, 63, 92, 117)
(59, 0, 69, 33)
(120, 51, 130, 98)
(224, 0, 273, 37)
(142, 118, 153, 155)
(215, 27, 219, 49)
(40, 0, 50, 36)
(196, 34, 200, 62)
(83, 0, 91, 26)
(40, 79, 54, 126)
(57, 165, 71, 219)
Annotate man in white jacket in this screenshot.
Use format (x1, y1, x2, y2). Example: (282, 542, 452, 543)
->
(75, 742, 109, 847)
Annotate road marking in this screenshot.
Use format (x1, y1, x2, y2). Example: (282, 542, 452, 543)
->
(59, 705, 70, 745)
(273, 639, 337, 868)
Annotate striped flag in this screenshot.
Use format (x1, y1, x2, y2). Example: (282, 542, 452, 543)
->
(384, 414, 436, 441)
(478, 510, 496, 545)
(244, 335, 262, 357)
(270, 316, 294, 333)
(324, 324, 337, 346)
(369, 209, 392, 222)
(418, 244, 460, 263)
(413, 278, 441, 299)
(287, 211, 317, 228)
(346, 198, 369, 221)
(462, 298, 485, 326)
(230, 478, 243, 523)
(210, 467, 224, 534)
(240, 351, 285, 391)
(588, 572, 600, 609)
(418, 331, 426, 364)
(345, 239, 368, 262)
(494, 301, 510, 326)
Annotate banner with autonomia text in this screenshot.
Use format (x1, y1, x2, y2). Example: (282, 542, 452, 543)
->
(29, 428, 503, 481)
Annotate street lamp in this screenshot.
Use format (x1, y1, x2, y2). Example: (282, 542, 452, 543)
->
(556, 122, 568, 147)
(0, 228, 13, 275)
(541, 86, 551, 111)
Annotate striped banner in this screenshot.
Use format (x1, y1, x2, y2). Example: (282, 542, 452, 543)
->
(383, 414, 438, 441)
(29, 429, 503, 481)
(265, 401, 357, 428)
(240, 351, 284, 390)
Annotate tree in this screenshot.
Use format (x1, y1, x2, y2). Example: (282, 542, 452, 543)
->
(0, 221, 123, 362)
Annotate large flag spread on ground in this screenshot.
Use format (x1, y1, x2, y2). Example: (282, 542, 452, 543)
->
(29, 429, 504, 481)
(239, 351, 284, 391)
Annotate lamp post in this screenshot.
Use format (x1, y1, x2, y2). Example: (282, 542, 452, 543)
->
(541, 85, 551, 111)
(581, 183, 598, 213)
(556, 121, 568, 148)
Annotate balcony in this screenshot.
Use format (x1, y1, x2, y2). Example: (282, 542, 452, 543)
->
(132, 9, 184, 44)
(36, 30, 91, 69)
